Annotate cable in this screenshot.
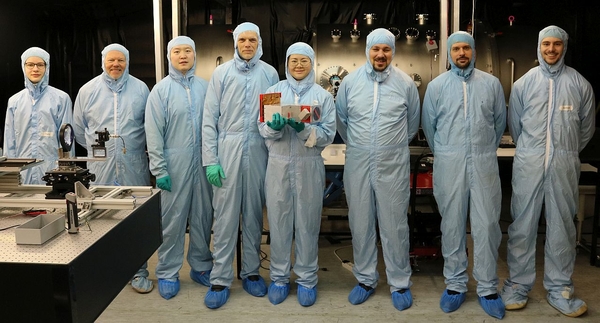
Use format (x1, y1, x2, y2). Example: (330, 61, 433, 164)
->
(260, 228, 271, 270)
(333, 244, 353, 262)
(0, 211, 37, 230)
(118, 136, 126, 153)
(259, 249, 271, 270)
(0, 224, 21, 231)
(333, 244, 354, 272)
(109, 135, 128, 185)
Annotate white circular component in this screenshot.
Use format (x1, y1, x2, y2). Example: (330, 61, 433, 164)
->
(60, 124, 74, 152)
(320, 66, 349, 98)
(388, 27, 402, 40)
(405, 27, 420, 41)
(410, 73, 422, 88)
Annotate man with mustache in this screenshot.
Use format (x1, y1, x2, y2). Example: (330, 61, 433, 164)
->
(501, 25, 595, 318)
(335, 28, 420, 311)
(421, 31, 506, 319)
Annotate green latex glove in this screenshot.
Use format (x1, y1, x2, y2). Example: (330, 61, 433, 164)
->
(288, 118, 305, 132)
(156, 175, 172, 192)
(206, 164, 226, 187)
(266, 113, 287, 131)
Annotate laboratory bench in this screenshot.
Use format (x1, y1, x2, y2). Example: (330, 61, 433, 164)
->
(0, 190, 162, 323)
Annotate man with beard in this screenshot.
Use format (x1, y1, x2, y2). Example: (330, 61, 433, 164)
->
(421, 31, 506, 319)
(501, 25, 594, 318)
(335, 28, 420, 311)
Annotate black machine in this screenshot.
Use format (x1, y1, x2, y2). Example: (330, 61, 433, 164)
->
(409, 153, 442, 262)
(42, 124, 109, 199)
(92, 128, 110, 158)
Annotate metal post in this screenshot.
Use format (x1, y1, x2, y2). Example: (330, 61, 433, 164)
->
(471, 0, 476, 37)
(440, 0, 462, 72)
(440, 0, 449, 72)
(452, 0, 461, 33)
(153, 0, 165, 83)
(172, 0, 180, 38)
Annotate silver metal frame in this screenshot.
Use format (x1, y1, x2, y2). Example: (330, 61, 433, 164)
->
(172, 0, 180, 37)
(0, 185, 152, 210)
(153, 0, 165, 83)
(0, 184, 153, 225)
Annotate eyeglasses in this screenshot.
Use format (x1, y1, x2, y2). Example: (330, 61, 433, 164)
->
(289, 59, 311, 67)
(24, 62, 46, 69)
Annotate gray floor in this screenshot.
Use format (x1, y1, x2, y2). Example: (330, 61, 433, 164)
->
(98, 219, 600, 323)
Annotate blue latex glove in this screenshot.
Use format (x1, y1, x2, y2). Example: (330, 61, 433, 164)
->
(266, 113, 287, 131)
(288, 118, 305, 132)
(156, 175, 172, 192)
(206, 164, 226, 187)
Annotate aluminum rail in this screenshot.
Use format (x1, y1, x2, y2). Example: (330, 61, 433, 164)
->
(0, 186, 153, 210)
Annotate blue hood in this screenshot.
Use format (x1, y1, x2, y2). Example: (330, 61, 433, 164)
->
(167, 36, 197, 86)
(447, 31, 476, 80)
(21, 47, 50, 100)
(233, 22, 263, 72)
(101, 43, 130, 92)
(285, 42, 315, 97)
(537, 25, 568, 77)
(365, 28, 396, 83)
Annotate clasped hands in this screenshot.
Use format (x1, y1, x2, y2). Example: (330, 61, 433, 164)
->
(266, 113, 305, 132)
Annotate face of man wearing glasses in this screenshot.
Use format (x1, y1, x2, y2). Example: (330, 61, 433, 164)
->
(288, 54, 312, 81)
(24, 56, 46, 84)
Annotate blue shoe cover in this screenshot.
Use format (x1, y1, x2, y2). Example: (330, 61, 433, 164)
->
(205, 286, 230, 309)
(348, 284, 375, 305)
(479, 295, 505, 319)
(547, 290, 587, 317)
(242, 275, 267, 297)
(440, 289, 466, 313)
(190, 269, 211, 287)
(392, 289, 413, 311)
(268, 282, 290, 305)
(131, 276, 153, 293)
(297, 285, 317, 307)
(158, 278, 180, 300)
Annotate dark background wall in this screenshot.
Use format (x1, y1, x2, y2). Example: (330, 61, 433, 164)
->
(1, 0, 599, 141)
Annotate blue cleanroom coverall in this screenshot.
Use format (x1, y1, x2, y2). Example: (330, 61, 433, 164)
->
(421, 33, 506, 297)
(202, 23, 279, 287)
(145, 36, 214, 280)
(73, 44, 150, 186)
(335, 29, 420, 293)
(505, 25, 595, 307)
(4, 47, 73, 184)
(258, 42, 336, 289)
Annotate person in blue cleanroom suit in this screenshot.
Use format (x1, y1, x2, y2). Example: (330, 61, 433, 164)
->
(4, 47, 72, 184)
(73, 44, 150, 187)
(258, 42, 336, 307)
(501, 25, 595, 318)
(145, 36, 214, 300)
(73, 43, 153, 294)
(421, 31, 506, 319)
(202, 22, 279, 309)
(335, 28, 420, 312)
